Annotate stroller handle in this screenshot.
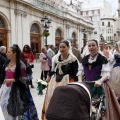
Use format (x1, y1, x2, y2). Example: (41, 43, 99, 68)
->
(84, 81, 95, 85)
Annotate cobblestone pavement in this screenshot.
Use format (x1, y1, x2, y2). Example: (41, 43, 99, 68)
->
(30, 61, 45, 120)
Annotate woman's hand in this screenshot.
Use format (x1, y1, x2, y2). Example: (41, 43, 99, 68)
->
(94, 79, 102, 87)
(4, 79, 15, 83)
(45, 76, 51, 83)
(78, 75, 82, 82)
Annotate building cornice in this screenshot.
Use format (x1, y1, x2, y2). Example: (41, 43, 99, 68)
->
(101, 17, 117, 21)
(7, 0, 94, 30)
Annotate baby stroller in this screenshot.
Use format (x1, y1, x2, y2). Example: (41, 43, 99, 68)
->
(85, 81, 106, 120)
(45, 82, 92, 120)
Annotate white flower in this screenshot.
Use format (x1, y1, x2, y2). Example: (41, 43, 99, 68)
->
(41, 81, 47, 86)
(36, 79, 43, 83)
(36, 79, 47, 86)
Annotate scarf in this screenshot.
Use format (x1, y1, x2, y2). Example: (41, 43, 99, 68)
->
(52, 54, 77, 75)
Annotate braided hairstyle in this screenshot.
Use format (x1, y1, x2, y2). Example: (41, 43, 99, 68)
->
(10, 44, 21, 79)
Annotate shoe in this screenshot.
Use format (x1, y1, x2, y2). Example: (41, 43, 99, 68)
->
(31, 85, 34, 88)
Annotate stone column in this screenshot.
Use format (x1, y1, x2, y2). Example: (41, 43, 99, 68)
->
(66, 23, 71, 39)
(14, 8, 27, 49)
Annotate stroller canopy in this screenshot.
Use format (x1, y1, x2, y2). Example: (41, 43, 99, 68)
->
(46, 82, 92, 120)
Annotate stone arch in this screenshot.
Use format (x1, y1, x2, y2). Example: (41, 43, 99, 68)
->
(30, 21, 42, 34)
(0, 12, 10, 30)
(72, 31, 78, 47)
(30, 22, 42, 54)
(0, 13, 10, 47)
(55, 27, 63, 48)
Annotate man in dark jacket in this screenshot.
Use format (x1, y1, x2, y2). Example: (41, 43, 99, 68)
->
(0, 46, 7, 81)
(0, 55, 7, 83)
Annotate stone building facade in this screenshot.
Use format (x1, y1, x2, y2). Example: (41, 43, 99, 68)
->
(118, 0, 120, 40)
(80, 0, 112, 41)
(100, 17, 118, 47)
(0, 0, 93, 53)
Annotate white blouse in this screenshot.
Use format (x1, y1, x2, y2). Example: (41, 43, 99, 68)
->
(77, 55, 111, 78)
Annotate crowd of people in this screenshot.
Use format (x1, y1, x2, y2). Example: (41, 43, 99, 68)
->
(0, 38, 120, 120)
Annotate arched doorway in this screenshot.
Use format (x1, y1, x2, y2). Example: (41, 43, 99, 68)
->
(0, 16, 7, 47)
(55, 28, 63, 48)
(30, 23, 41, 54)
(72, 32, 77, 47)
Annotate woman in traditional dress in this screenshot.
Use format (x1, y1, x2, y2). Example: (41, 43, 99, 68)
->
(77, 39, 120, 120)
(41, 40, 79, 120)
(110, 41, 120, 98)
(77, 39, 110, 98)
(0, 44, 39, 120)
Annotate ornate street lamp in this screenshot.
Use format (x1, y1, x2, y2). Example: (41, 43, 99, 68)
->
(41, 16, 51, 48)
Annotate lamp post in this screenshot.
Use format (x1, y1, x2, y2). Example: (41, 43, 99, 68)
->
(81, 28, 87, 47)
(41, 16, 51, 48)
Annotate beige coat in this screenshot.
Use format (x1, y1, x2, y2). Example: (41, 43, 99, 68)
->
(72, 47, 81, 62)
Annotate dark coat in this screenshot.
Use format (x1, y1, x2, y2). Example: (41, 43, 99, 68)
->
(25, 63, 34, 74)
(0, 53, 7, 80)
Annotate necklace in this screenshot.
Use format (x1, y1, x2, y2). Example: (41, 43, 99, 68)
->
(90, 53, 98, 60)
(7, 62, 16, 71)
(61, 54, 69, 60)
(88, 53, 98, 70)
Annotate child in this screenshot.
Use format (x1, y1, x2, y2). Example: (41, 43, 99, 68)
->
(24, 59, 34, 88)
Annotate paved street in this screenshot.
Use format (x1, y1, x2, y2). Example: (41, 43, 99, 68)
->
(30, 61, 45, 120)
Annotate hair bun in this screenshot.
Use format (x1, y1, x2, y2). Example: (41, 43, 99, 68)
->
(13, 44, 18, 48)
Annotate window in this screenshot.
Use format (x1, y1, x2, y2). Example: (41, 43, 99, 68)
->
(0, 17, 5, 28)
(108, 22, 110, 27)
(88, 11, 92, 16)
(94, 31, 97, 34)
(83, 12, 86, 16)
(92, 16, 99, 21)
(30, 23, 40, 33)
(72, 32, 76, 39)
(102, 22, 104, 26)
(110, 29, 111, 33)
(55, 29, 62, 37)
(110, 36, 111, 41)
(88, 17, 92, 21)
(94, 10, 98, 15)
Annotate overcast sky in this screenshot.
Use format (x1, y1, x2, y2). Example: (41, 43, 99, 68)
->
(64, 0, 118, 15)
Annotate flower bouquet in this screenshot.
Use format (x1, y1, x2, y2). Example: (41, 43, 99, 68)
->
(36, 79, 48, 95)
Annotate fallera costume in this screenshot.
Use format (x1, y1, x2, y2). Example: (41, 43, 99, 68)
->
(77, 53, 120, 120)
(77, 53, 110, 98)
(110, 52, 120, 96)
(42, 54, 79, 120)
(0, 61, 38, 120)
